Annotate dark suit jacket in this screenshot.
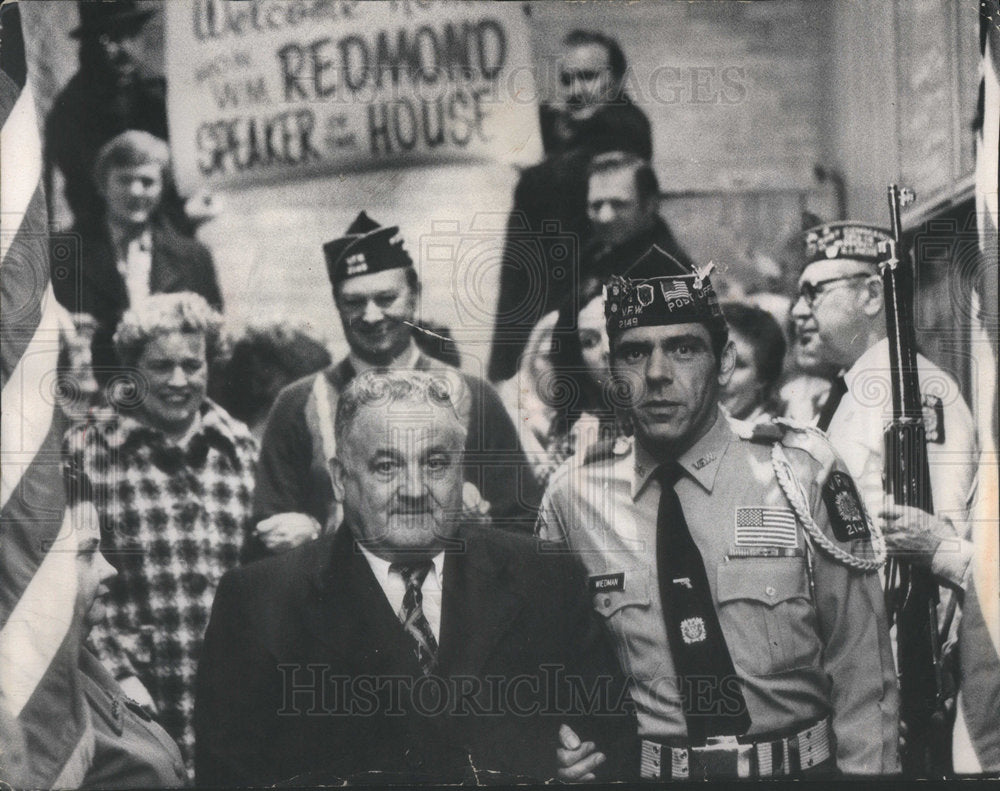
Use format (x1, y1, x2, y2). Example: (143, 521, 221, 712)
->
(51, 217, 223, 384)
(487, 99, 656, 383)
(583, 215, 693, 281)
(194, 525, 634, 786)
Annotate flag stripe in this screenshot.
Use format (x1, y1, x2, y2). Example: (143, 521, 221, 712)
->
(1, 286, 63, 510)
(0, 183, 50, 382)
(0, 76, 43, 262)
(0, 417, 75, 716)
(0, 6, 92, 784)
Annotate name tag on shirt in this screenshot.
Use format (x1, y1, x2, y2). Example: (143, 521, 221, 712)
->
(589, 573, 625, 593)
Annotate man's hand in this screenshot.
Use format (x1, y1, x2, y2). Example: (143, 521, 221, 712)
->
(119, 675, 156, 712)
(879, 504, 953, 565)
(462, 482, 491, 527)
(254, 512, 321, 554)
(556, 723, 606, 782)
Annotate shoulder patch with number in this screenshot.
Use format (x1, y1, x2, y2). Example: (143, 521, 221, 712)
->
(922, 394, 945, 444)
(822, 471, 871, 542)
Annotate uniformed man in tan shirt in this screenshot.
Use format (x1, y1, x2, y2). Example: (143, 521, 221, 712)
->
(539, 246, 900, 779)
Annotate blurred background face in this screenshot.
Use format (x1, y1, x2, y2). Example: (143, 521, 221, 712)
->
(335, 268, 417, 366)
(72, 502, 117, 630)
(721, 329, 765, 419)
(335, 402, 466, 560)
(135, 330, 208, 437)
(101, 162, 163, 227)
(791, 260, 875, 371)
(559, 42, 617, 122)
(612, 323, 730, 454)
(93, 30, 145, 85)
(577, 294, 610, 386)
(587, 168, 654, 248)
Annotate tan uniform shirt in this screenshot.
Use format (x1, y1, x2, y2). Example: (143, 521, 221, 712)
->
(538, 409, 900, 774)
(79, 648, 188, 788)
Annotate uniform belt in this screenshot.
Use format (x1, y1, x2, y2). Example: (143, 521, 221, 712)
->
(639, 717, 832, 780)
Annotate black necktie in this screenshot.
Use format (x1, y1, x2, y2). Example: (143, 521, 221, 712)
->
(654, 462, 751, 742)
(816, 375, 848, 432)
(391, 561, 439, 676)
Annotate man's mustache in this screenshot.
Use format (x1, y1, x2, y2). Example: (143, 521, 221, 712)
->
(390, 499, 433, 515)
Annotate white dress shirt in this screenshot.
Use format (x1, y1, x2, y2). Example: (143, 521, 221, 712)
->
(111, 225, 153, 307)
(358, 544, 445, 641)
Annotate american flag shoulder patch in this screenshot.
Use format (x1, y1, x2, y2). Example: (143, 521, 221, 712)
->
(734, 507, 799, 548)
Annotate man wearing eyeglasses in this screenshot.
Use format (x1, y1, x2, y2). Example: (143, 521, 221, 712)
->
(790, 221, 978, 563)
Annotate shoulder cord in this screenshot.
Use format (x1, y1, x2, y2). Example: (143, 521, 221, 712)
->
(771, 442, 886, 572)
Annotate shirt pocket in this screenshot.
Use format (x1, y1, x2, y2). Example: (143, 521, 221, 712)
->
(592, 567, 652, 677)
(716, 558, 821, 676)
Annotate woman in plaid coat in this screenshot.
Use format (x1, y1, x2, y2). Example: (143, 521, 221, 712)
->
(64, 293, 257, 776)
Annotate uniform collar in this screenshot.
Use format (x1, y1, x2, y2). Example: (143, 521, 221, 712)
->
(843, 336, 888, 391)
(632, 408, 733, 498)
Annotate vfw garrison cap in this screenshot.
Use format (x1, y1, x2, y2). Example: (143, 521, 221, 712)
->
(604, 245, 725, 337)
(323, 211, 414, 286)
(802, 222, 892, 269)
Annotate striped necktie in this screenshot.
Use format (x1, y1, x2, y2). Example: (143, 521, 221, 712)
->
(391, 561, 439, 675)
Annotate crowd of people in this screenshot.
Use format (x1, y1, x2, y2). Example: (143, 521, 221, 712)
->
(39, 2, 995, 786)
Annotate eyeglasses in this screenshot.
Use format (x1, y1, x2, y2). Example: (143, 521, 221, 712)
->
(796, 273, 873, 308)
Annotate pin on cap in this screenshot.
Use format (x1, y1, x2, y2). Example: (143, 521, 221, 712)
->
(323, 211, 413, 286)
(802, 222, 892, 269)
(604, 245, 725, 337)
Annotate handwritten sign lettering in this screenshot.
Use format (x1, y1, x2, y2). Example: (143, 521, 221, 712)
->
(165, 0, 540, 191)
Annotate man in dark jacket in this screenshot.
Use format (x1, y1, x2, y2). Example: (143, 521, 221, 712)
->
(488, 31, 656, 382)
(44, 1, 194, 234)
(196, 370, 633, 785)
(50, 131, 222, 388)
(583, 151, 692, 281)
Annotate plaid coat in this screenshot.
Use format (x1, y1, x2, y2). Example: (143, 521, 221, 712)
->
(64, 400, 257, 774)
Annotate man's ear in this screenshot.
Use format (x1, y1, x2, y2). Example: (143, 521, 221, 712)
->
(329, 457, 345, 502)
(859, 274, 884, 318)
(717, 339, 736, 387)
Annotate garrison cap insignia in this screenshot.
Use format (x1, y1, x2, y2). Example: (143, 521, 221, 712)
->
(802, 222, 892, 269)
(604, 246, 726, 337)
(822, 471, 871, 542)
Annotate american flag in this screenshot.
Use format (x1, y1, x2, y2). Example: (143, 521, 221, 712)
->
(734, 507, 798, 548)
(659, 279, 691, 305)
(0, 4, 93, 786)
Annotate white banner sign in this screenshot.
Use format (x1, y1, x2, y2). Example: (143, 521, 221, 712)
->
(164, 0, 542, 192)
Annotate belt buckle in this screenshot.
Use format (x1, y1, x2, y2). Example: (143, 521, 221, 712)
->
(690, 740, 754, 779)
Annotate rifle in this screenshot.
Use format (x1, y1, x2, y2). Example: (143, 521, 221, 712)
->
(879, 185, 950, 778)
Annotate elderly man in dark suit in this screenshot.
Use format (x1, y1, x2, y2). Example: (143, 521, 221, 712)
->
(194, 370, 632, 786)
